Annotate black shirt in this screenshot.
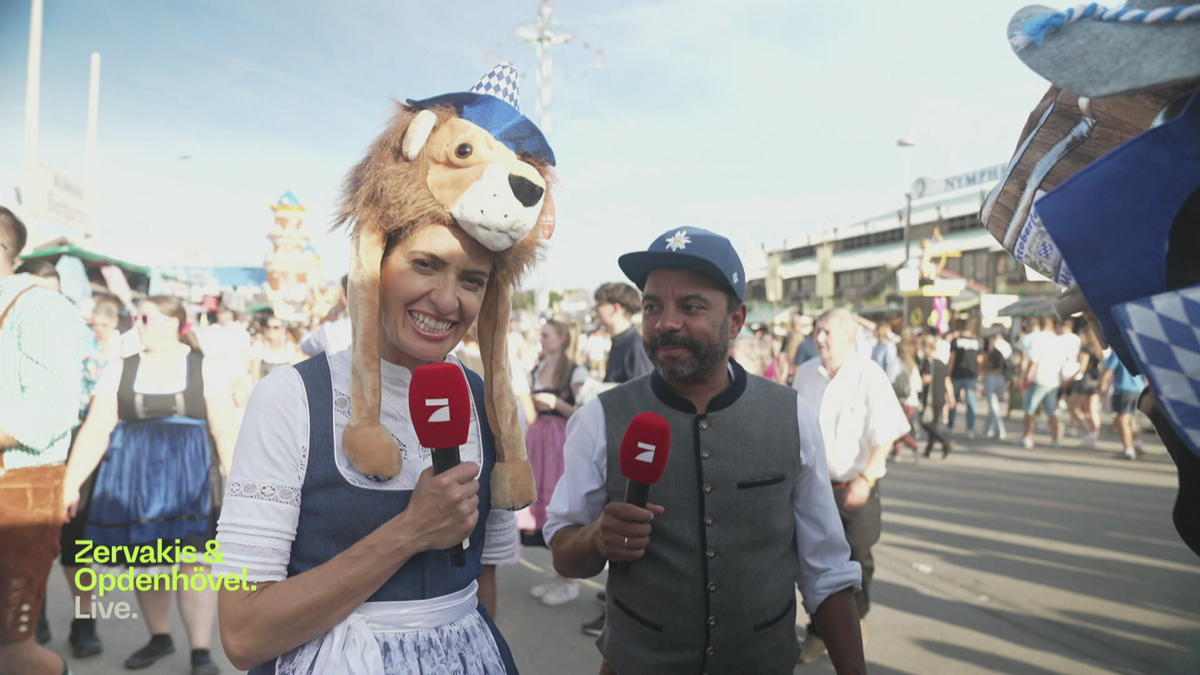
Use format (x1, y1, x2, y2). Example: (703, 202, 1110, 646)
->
(792, 336, 819, 366)
(949, 335, 981, 380)
(605, 327, 653, 383)
(921, 357, 948, 412)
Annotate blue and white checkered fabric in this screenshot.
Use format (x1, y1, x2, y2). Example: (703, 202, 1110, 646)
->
(1113, 285, 1200, 457)
(470, 63, 520, 110)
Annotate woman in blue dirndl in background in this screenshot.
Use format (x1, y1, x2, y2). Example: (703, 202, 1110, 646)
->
(64, 294, 238, 674)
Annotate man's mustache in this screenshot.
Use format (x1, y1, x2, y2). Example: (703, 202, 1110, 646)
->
(646, 333, 702, 353)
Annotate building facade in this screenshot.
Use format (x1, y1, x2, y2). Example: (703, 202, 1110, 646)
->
(745, 169, 1054, 319)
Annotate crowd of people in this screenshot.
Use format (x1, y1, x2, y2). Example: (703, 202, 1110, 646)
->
(0, 200, 1170, 675)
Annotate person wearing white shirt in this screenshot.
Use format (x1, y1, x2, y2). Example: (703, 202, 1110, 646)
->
(299, 315, 352, 357)
(201, 306, 253, 407)
(1021, 315, 1066, 449)
(300, 276, 354, 358)
(792, 307, 911, 664)
(546, 227, 865, 675)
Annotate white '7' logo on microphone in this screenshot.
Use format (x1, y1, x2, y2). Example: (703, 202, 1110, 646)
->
(425, 398, 450, 423)
(634, 442, 656, 463)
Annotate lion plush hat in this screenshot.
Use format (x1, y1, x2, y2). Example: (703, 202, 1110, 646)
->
(334, 64, 554, 509)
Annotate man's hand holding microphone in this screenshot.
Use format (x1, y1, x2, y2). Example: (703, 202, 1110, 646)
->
(551, 412, 672, 579)
(592, 501, 666, 565)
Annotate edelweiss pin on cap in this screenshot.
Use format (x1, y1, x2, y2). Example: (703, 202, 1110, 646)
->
(619, 227, 746, 300)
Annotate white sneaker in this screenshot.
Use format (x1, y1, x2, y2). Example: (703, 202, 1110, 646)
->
(530, 580, 558, 599)
(540, 579, 579, 606)
(798, 633, 828, 664)
(997, 427, 1007, 441)
(1022, 437, 1034, 449)
(1081, 433, 1097, 448)
(1065, 427, 1081, 438)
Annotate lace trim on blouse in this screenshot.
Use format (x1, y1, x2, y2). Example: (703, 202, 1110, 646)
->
(226, 479, 302, 507)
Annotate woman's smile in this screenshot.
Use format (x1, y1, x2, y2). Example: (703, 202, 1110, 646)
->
(377, 224, 494, 370)
(407, 310, 456, 339)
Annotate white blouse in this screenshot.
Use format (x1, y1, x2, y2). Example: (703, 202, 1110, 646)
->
(213, 350, 517, 583)
(93, 346, 230, 399)
(529, 361, 588, 393)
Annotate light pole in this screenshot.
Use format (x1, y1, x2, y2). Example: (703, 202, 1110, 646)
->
(85, 52, 99, 239)
(21, 0, 43, 210)
(514, 0, 573, 134)
(897, 138, 916, 327)
(897, 138, 916, 262)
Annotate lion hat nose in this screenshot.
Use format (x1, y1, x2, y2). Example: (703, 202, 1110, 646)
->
(508, 174, 544, 208)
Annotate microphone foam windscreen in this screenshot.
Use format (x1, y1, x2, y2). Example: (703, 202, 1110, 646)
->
(618, 412, 671, 484)
(409, 362, 471, 448)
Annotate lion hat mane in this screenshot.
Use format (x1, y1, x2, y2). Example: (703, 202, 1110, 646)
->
(333, 64, 555, 509)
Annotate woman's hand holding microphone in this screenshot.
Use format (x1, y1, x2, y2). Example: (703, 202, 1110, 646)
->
(397, 462, 481, 553)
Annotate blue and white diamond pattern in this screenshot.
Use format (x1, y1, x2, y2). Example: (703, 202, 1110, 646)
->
(470, 63, 520, 110)
(1113, 285, 1200, 456)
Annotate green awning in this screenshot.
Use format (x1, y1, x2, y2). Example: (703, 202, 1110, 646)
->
(744, 305, 796, 326)
(20, 245, 150, 276)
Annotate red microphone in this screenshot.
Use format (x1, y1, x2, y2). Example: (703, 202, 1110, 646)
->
(409, 362, 473, 567)
(613, 412, 671, 574)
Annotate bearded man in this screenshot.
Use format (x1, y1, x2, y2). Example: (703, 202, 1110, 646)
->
(545, 227, 866, 675)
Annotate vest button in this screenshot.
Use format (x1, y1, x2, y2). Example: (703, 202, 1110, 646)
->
(706, 647, 715, 657)
(703, 483, 713, 494)
(700, 451, 711, 460)
(699, 419, 710, 431)
(708, 616, 717, 626)
(708, 582, 718, 592)
(706, 549, 716, 559)
(704, 515, 714, 526)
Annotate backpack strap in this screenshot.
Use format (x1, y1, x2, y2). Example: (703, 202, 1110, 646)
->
(0, 286, 34, 334)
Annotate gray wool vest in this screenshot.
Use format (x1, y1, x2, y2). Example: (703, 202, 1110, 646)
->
(597, 360, 801, 675)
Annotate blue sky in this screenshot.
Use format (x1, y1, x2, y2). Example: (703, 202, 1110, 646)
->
(0, 0, 1052, 291)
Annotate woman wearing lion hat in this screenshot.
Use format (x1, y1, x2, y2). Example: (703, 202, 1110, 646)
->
(213, 64, 553, 674)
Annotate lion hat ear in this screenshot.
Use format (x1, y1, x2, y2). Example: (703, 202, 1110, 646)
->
(337, 63, 555, 510)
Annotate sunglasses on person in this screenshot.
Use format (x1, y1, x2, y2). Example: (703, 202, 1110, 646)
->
(134, 314, 173, 325)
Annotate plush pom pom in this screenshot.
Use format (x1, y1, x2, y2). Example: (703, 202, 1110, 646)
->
(341, 423, 404, 479)
(490, 460, 536, 510)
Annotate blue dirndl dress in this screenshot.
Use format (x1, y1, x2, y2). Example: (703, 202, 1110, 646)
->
(85, 351, 222, 556)
(246, 353, 519, 675)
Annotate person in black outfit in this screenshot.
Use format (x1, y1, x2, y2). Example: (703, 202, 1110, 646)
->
(1066, 324, 1105, 447)
(947, 318, 982, 436)
(583, 282, 653, 636)
(920, 335, 955, 458)
(593, 282, 653, 384)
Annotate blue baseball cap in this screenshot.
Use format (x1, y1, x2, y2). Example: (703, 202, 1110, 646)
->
(618, 227, 746, 300)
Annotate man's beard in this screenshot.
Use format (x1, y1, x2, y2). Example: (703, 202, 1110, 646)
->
(645, 316, 730, 384)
